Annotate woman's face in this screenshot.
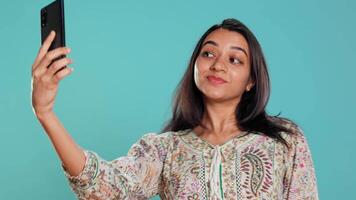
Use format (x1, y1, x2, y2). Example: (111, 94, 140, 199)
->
(194, 28, 254, 103)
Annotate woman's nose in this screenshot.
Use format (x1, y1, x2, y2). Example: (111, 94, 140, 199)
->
(209, 56, 227, 72)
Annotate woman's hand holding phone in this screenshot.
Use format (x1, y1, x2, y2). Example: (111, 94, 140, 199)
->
(31, 30, 73, 117)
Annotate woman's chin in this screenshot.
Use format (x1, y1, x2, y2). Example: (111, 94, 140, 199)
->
(202, 91, 241, 103)
(203, 93, 229, 103)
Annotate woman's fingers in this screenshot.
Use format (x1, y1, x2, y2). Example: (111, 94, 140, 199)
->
(44, 57, 72, 78)
(53, 67, 74, 83)
(32, 31, 56, 70)
(33, 47, 71, 78)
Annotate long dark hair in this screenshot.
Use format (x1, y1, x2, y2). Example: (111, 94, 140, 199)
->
(161, 18, 298, 148)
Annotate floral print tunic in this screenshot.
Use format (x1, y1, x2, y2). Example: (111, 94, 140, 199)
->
(62, 119, 319, 199)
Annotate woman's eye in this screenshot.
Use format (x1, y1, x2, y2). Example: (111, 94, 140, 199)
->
(230, 57, 242, 64)
(202, 51, 214, 58)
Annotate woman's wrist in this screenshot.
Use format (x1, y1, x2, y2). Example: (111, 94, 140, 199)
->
(35, 110, 55, 120)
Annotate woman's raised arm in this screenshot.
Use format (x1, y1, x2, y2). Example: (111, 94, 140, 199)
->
(31, 30, 85, 177)
(31, 31, 169, 199)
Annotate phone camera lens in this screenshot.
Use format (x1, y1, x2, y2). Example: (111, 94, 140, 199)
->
(41, 9, 47, 28)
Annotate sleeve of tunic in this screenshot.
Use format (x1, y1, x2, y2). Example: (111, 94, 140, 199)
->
(283, 124, 319, 200)
(61, 132, 170, 200)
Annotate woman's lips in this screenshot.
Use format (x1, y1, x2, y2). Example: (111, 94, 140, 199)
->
(207, 75, 227, 85)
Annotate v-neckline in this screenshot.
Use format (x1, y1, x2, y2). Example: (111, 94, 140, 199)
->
(188, 128, 250, 148)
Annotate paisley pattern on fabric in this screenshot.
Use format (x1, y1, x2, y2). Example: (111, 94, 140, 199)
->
(62, 119, 319, 199)
(240, 146, 273, 198)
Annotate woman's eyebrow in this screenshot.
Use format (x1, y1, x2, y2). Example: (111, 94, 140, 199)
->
(202, 40, 248, 57)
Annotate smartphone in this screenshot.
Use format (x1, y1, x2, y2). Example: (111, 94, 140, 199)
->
(40, 0, 66, 66)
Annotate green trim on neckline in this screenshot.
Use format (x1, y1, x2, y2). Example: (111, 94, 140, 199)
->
(219, 163, 224, 200)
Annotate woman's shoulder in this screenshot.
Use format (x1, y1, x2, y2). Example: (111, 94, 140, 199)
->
(268, 116, 309, 147)
(139, 129, 188, 140)
(132, 129, 188, 149)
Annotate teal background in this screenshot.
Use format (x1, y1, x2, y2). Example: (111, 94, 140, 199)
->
(0, 0, 355, 199)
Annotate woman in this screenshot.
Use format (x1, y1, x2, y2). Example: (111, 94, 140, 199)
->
(31, 18, 319, 199)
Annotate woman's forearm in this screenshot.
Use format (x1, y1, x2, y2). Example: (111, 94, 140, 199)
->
(36, 111, 86, 177)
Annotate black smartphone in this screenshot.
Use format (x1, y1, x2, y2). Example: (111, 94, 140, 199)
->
(40, 0, 66, 65)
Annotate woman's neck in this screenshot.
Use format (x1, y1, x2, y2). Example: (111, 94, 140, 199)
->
(197, 98, 241, 136)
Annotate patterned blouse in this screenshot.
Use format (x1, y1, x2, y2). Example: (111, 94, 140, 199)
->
(62, 119, 319, 199)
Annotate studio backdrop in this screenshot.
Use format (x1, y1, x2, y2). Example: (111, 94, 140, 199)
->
(0, 0, 355, 199)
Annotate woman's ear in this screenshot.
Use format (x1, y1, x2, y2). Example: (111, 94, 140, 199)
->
(246, 79, 255, 91)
